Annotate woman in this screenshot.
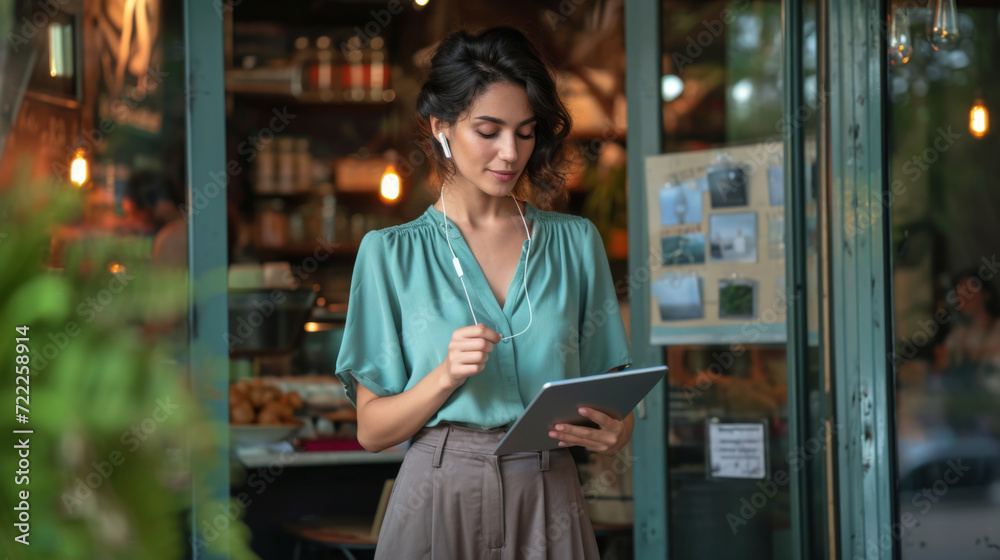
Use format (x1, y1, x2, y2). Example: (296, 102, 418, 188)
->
(335, 27, 631, 559)
(935, 271, 1000, 434)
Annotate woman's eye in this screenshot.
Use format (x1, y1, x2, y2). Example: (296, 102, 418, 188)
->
(477, 131, 498, 139)
(517, 132, 535, 140)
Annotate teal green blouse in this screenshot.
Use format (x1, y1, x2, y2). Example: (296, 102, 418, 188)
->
(335, 203, 631, 430)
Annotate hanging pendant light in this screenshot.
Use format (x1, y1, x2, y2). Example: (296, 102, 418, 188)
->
(970, 98, 989, 138)
(929, 0, 960, 51)
(889, 6, 913, 65)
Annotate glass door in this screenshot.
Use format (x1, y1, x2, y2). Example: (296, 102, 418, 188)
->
(888, 2, 1000, 557)
(626, 1, 831, 558)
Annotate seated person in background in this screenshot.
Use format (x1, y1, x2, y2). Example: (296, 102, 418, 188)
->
(120, 170, 185, 236)
(934, 270, 1000, 434)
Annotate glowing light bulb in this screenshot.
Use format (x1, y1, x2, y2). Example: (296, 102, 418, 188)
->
(70, 151, 88, 186)
(970, 99, 988, 138)
(415, 0, 428, 5)
(888, 7, 912, 65)
(929, 0, 960, 51)
(380, 165, 401, 204)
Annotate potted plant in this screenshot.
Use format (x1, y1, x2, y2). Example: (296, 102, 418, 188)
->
(0, 175, 257, 559)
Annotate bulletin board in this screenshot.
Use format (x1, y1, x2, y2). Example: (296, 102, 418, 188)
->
(645, 142, 818, 346)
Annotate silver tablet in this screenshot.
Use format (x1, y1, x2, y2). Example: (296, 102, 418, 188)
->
(493, 365, 668, 456)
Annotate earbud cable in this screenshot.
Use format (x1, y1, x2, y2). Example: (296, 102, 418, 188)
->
(441, 190, 533, 340)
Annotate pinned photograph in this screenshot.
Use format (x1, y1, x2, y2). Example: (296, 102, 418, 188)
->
(659, 181, 702, 226)
(719, 279, 756, 319)
(707, 165, 749, 208)
(662, 233, 706, 266)
(709, 212, 758, 263)
(768, 215, 785, 260)
(768, 165, 784, 206)
(652, 274, 703, 321)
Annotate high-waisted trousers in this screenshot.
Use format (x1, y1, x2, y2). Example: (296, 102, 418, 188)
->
(373, 423, 601, 560)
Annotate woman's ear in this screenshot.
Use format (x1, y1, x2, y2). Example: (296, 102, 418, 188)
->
(428, 116, 442, 136)
(429, 116, 452, 158)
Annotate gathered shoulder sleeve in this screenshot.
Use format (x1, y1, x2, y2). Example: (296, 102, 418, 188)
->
(578, 219, 631, 374)
(335, 230, 407, 407)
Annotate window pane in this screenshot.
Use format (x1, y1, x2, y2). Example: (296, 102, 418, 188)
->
(890, 5, 1000, 558)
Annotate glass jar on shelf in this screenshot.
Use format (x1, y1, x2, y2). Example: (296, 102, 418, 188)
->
(276, 136, 296, 194)
(318, 184, 337, 243)
(254, 140, 276, 194)
(294, 137, 312, 193)
(256, 199, 288, 248)
(288, 207, 306, 244)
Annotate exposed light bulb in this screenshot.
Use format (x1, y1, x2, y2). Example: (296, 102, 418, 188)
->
(380, 165, 401, 204)
(889, 7, 913, 65)
(970, 99, 988, 138)
(70, 151, 88, 186)
(929, 0, 960, 51)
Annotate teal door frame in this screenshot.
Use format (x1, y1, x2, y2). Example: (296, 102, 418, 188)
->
(625, 1, 669, 558)
(183, 1, 230, 558)
(826, 1, 898, 559)
(783, 0, 813, 558)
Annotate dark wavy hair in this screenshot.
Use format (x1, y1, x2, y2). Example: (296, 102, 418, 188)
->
(415, 27, 572, 209)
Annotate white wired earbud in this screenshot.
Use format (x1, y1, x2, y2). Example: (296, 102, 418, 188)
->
(437, 132, 452, 159)
(440, 190, 533, 341)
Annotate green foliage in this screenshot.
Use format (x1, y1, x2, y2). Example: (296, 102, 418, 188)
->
(0, 176, 258, 559)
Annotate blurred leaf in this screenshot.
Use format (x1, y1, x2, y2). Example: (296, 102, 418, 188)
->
(0, 178, 259, 559)
(5, 274, 72, 325)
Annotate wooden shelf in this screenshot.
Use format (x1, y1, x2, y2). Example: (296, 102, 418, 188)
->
(254, 241, 360, 260)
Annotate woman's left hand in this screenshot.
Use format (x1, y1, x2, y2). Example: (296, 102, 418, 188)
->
(548, 408, 633, 456)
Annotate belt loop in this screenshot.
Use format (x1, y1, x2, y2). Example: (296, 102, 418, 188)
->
(432, 425, 450, 468)
(538, 449, 550, 472)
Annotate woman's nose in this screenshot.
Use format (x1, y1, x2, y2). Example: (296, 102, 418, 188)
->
(497, 134, 518, 163)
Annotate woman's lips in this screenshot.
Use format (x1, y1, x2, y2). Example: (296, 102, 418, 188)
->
(489, 170, 517, 182)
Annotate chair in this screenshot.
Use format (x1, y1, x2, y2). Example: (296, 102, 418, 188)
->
(284, 479, 395, 560)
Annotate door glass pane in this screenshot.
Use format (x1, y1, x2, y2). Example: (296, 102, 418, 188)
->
(0, 1, 195, 556)
(658, 1, 825, 558)
(889, 4, 1000, 558)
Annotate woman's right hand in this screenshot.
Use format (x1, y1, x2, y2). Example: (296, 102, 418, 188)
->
(440, 324, 502, 389)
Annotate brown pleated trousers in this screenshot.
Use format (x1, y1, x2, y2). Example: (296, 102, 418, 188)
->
(374, 424, 601, 560)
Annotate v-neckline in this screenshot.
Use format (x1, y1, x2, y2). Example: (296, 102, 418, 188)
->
(428, 203, 537, 316)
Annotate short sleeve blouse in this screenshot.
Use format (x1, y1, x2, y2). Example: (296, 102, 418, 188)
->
(335, 203, 631, 429)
